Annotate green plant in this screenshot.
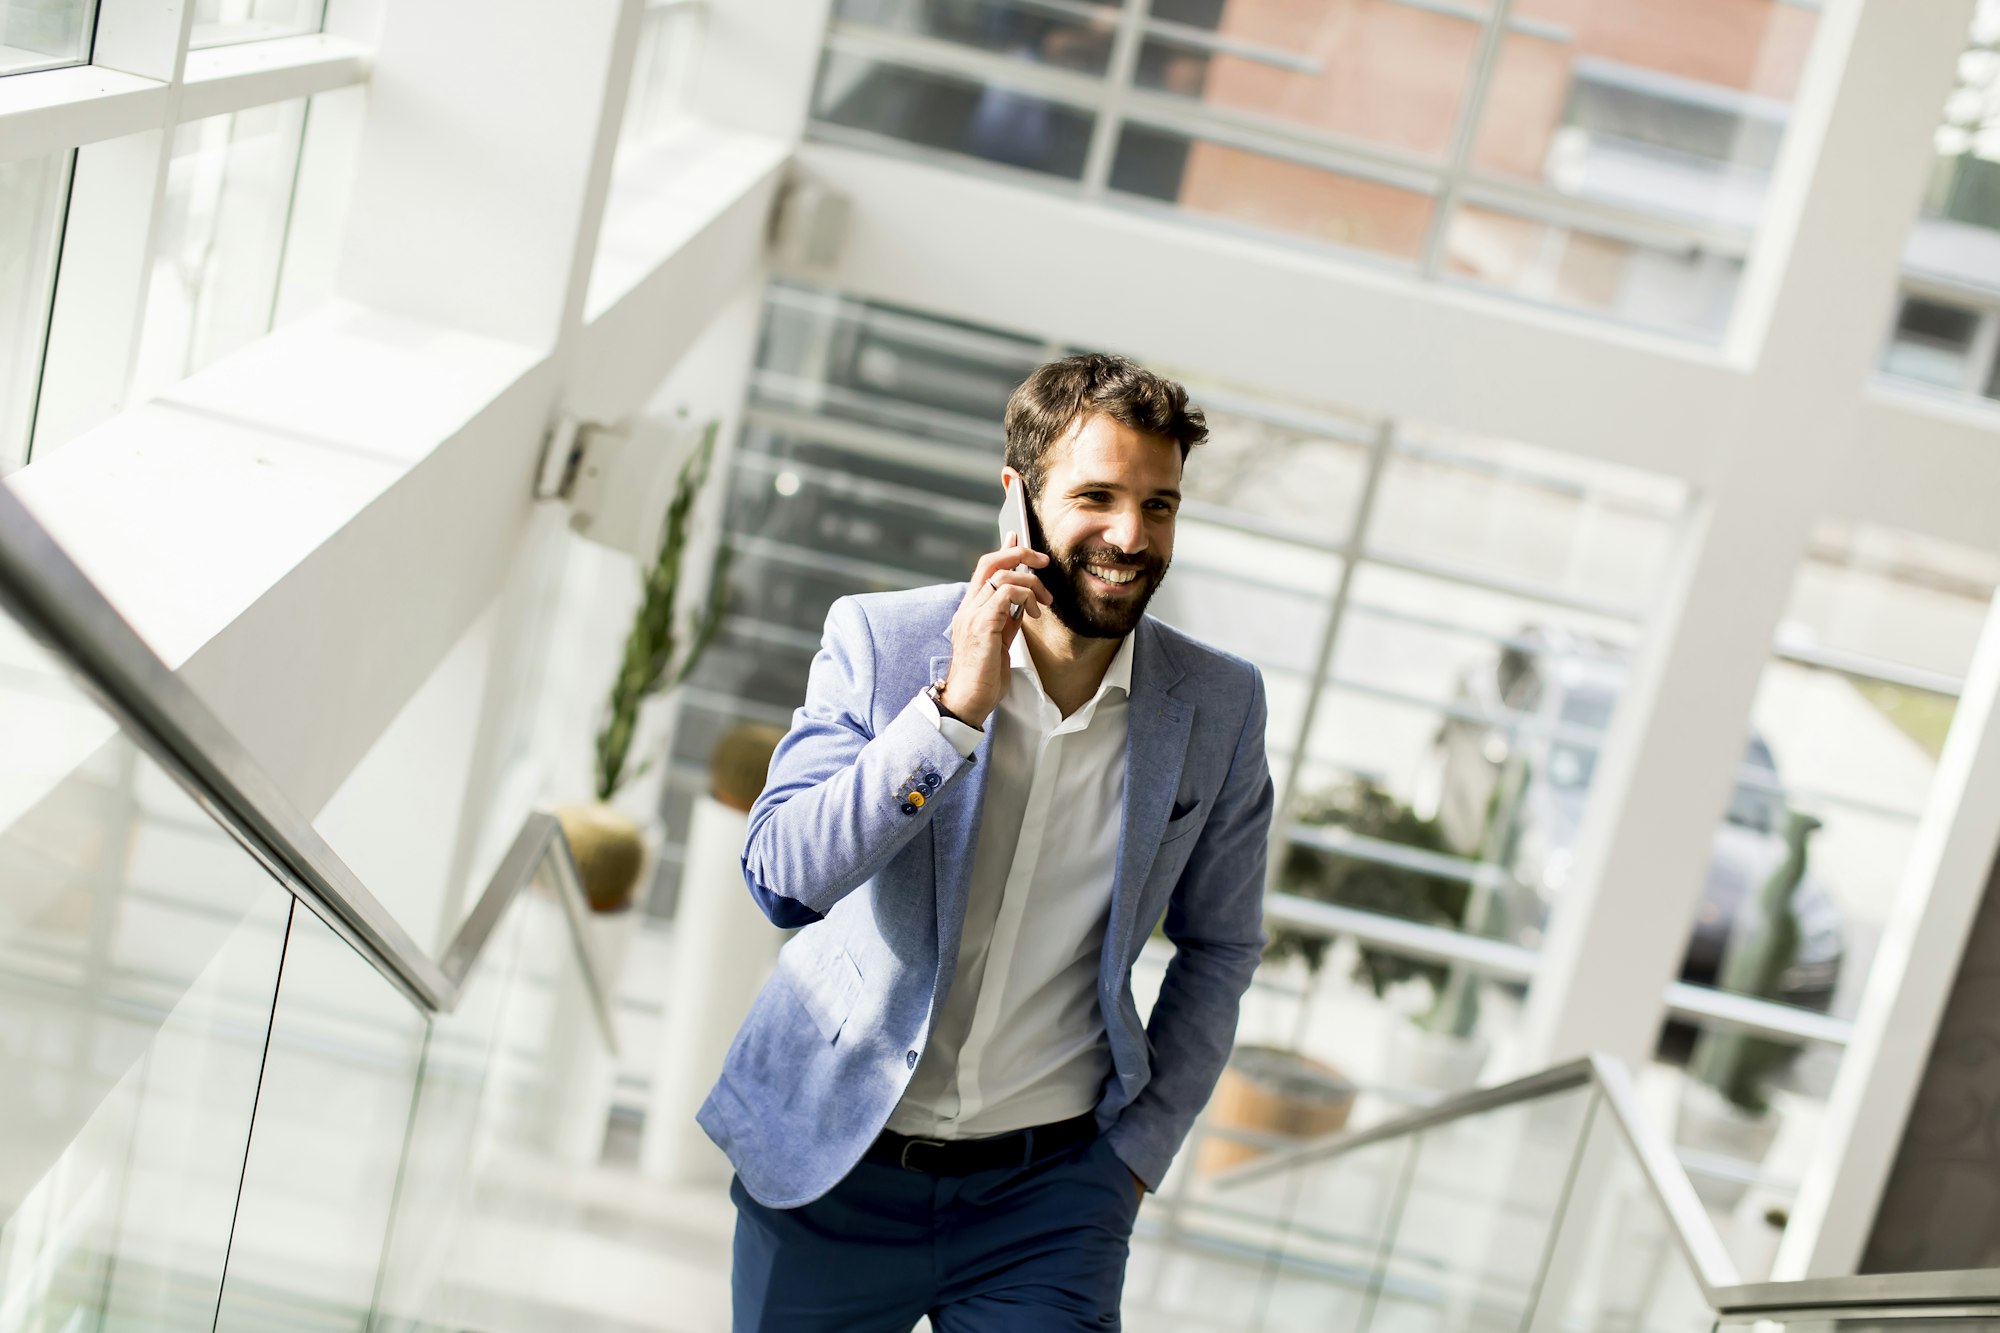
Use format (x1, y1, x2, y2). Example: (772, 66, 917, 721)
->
(1275, 780, 1470, 1009)
(592, 421, 732, 803)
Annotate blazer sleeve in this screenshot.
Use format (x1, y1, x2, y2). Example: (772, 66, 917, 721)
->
(1106, 665, 1273, 1188)
(739, 595, 975, 928)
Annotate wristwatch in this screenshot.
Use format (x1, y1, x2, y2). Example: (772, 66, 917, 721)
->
(927, 679, 979, 730)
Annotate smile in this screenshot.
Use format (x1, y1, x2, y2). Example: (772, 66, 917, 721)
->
(1086, 565, 1140, 586)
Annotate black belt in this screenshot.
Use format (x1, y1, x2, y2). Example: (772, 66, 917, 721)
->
(866, 1112, 1099, 1176)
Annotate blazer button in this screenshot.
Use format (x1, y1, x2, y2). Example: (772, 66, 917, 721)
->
(906, 1050, 919, 1069)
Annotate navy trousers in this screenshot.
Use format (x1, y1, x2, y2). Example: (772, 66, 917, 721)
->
(729, 1133, 1141, 1331)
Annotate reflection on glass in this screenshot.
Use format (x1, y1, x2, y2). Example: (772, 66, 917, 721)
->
(0, 613, 288, 1230)
(0, 152, 69, 473)
(813, 50, 1098, 179)
(130, 99, 308, 402)
(190, 0, 326, 50)
(213, 903, 427, 1330)
(1371, 1089, 1594, 1328)
(0, 0, 95, 75)
(1529, 1092, 1714, 1333)
(1444, 201, 1743, 338)
(0, 893, 290, 1332)
(620, 1, 704, 154)
(370, 883, 527, 1327)
(1883, 294, 1985, 391)
(1135, 2, 1481, 161)
(1112, 124, 1435, 263)
(837, 0, 1117, 77)
(1473, 4, 1817, 231)
(0, 582, 301, 1330)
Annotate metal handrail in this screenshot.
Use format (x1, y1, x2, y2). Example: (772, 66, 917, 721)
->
(1714, 1266, 2000, 1316)
(0, 481, 616, 1048)
(1203, 1047, 2000, 1319)
(1212, 1053, 1741, 1299)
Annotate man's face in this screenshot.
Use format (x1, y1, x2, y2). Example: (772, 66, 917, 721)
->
(1020, 413, 1182, 640)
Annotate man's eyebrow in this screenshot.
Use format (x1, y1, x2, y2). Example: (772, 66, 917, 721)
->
(1071, 479, 1183, 501)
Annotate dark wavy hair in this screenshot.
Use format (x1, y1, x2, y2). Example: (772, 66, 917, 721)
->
(1002, 353, 1207, 500)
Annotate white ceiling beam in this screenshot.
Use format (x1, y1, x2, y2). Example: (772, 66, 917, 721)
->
(0, 67, 166, 163)
(789, 141, 1748, 488)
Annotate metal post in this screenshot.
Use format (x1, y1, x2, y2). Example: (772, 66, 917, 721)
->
(1419, 0, 1518, 280)
(1268, 418, 1397, 881)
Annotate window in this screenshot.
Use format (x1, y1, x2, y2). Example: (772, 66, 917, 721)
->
(0, 153, 70, 474)
(1655, 521, 2000, 1274)
(0, 0, 97, 76)
(660, 284, 1693, 1132)
(813, 0, 1818, 338)
(189, 0, 325, 51)
(129, 100, 309, 404)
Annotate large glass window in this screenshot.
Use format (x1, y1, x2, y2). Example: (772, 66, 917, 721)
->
(1650, 521, 2000, 1278)
(129, 98, 309, 403)
(1883, 0, 2000, 401)
(656, 284, 1691, 1138)
(814, 0, 1819, 337)
(0, 0, 97, 76)
(0, 152, 70, 474)
(189, 0, 325, 50)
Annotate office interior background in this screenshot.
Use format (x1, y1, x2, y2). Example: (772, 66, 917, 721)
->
(7, 0, 2000, 1328)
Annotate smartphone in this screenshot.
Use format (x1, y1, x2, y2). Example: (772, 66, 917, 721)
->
(997, 476, 1034, 621)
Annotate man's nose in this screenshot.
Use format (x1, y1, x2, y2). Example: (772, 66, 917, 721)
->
(1104, 506, 1145, 555)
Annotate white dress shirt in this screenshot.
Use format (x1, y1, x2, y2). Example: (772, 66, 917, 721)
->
(888, 629, 1135, 1138)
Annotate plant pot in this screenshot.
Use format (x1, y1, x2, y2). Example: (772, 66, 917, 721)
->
(1381, 1022, 1489, 1099)
(554, 801, 650, 914)
(1197, 1044, 1357, 1175)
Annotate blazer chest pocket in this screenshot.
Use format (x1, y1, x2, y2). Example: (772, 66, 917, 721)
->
(1160, 798, 1206, 844)
(786, 942, 864, 1043)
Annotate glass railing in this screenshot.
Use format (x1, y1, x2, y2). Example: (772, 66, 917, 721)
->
(0, 477, 615, 1329)
(1137, 1051, 2000, 1332)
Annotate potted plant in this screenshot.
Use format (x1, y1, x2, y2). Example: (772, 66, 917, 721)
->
(556, 421, 731, 915)
(1199, 780, 1471, 1173)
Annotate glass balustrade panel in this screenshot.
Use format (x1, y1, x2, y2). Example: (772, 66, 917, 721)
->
(0, 597, 293, 1262)
(367, 881, 531, 1331)
(1525, 1092, 1715, 1333)
(1362, 1086, 1594, 1332)
(211, 903, 428, 1331)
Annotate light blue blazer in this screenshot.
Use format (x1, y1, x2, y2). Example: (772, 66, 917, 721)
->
(700, 584, 1272, 1208)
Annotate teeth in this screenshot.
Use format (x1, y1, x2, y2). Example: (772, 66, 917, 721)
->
(1089, 566, 1138, 585)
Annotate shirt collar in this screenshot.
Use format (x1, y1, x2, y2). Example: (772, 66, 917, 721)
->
(1009, 628, 1137, 700)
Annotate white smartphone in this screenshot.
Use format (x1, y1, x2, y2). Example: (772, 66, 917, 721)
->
(997, 476, 1034, 621)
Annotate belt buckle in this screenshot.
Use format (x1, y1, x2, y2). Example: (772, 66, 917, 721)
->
(899, 1137, 947, 1172)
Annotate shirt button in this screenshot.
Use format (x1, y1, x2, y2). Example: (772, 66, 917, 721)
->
(906, 1050, 919, 1069)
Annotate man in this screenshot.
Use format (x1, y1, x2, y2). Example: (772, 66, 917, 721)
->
(700, 353, 1273, 1330)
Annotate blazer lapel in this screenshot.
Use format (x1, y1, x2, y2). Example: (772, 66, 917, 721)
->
(1104, 619, 1192, 982)
(929, 646, 992, 985)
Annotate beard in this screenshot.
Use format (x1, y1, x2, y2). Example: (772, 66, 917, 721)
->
(1036, 539, 1170, 640)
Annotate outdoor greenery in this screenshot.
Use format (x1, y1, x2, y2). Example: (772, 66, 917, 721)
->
(593, 421, 732, 803)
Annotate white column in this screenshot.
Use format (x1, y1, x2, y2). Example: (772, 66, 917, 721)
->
(641, 794, 784, 1183)
(1776, 585, 2000, 1277)
(1511, 0, 1974, 1073)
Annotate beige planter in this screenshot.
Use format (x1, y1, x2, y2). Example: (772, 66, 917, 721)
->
(554, 801, 649, 914)
(1197, 1044, 1357, 1175)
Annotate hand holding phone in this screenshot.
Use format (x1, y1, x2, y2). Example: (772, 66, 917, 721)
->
(998, 476, 1034, 621)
